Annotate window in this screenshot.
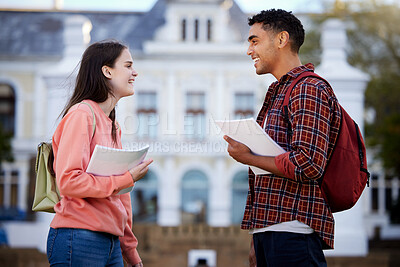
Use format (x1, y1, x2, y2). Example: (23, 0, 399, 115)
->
(231, 171, 248, 224)
(371, 174, 378, 211)
(234, 93, 254, 119)
(136, 92, 158, 139)
(181, 170, 208, 224)
(194, 19, 199, 41)
(181, 19, 187, 41)
(185, 92, 206, 139)
(207, 19, 212, 41)
(131, 170, 158, 223)
(0, 85, 19, 220)
(0, 84, 15, 135)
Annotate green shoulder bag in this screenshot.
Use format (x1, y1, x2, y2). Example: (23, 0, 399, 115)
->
(32, 102, 96, 213)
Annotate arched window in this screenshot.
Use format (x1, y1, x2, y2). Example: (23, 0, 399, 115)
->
(0, 84, 15, 135)
(131, 170, 158, 223)
(0, 84, 19, 220)
(181, 170, 208, 224)
(231, 171, 248, 224)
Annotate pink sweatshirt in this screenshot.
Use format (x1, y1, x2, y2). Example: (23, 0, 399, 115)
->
(51, 100, 141, 265)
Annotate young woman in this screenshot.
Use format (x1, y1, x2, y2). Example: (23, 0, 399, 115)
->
(46, 40, 152, 267)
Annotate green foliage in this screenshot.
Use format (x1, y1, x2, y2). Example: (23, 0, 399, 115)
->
(297, 0, 400, 178)
(379, 114, 400, 177)
(317, 0, 400, 177)
(346, 2, 400, 177)
(365, 73, 400, 127)
(299, 25, 322, 66)
(347, 2, 400, 76)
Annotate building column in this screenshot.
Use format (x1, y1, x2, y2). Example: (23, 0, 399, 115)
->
(186, 16, 195, 42)
(209, 157, 230, 226)
(317, 19, 370, 256)
(33, 75, 46, 138)
(158, 156, 180, 226)
(17, 157, 29, 211)
(164, 70, 177, 138)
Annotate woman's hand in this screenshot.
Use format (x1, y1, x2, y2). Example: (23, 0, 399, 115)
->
(132, 262, 143, 267)
(129, 159, 153, 183)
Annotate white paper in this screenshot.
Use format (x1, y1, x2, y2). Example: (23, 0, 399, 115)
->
(215, 118, 285, 175)
(86, 144, 149, 194)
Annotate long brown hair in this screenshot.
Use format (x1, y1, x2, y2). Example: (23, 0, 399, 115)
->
(48, 40, 128, 176)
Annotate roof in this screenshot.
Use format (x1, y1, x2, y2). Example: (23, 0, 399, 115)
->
(0, 5, 164, 59)
(0, 0, 248, 59)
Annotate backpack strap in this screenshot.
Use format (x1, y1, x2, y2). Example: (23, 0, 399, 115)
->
(80, 101, 96, 138)
(354, 120, 371, 186)
(282, 71, 329, 141)
(283, 72, 370, 187)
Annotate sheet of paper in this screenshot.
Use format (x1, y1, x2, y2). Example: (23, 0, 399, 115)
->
(215, 118, 285, 175)
(86, 144, 149, 194)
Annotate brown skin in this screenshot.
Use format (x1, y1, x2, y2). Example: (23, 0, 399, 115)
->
(99, 48, 153, 186)
(224, 135, 284, 177)
(223, 22, 304, 266)
(224, 22, 302, 177)
(249, 239, 257, 267)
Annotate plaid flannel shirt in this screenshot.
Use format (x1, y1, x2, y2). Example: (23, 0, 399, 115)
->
(241, 64, 341, 249)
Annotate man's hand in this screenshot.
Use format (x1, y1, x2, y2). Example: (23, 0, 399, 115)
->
(223, 135, 252, 164)
(223, 135, 285, 177)
(249, 239, 257, 267)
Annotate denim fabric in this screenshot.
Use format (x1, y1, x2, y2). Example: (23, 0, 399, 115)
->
(253, 231, 327, 267)
(47, 228, 124, 267)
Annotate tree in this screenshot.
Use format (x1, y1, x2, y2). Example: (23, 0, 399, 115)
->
(364, 73, 400, 177)
(346, 1, 400, 76)
(309, 0, 400, 221)
(346, 1, 400, 178)
(318, 0, 400, 178)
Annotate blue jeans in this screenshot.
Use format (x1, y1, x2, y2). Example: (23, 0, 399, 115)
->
(253, 231, 327, 267)
(47, 228, 124, 267)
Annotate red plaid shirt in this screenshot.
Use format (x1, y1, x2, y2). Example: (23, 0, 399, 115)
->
(241, 64, 341, 249)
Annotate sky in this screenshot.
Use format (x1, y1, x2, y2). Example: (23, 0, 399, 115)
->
(1, 0, 398, 14)
(0, 0, 326, 13)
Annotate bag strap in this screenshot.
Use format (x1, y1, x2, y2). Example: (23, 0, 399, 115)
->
(36, 142, 50, 173)
(283, 72, 370, 186)
(282, 71, 329, 140)
(35, 102, 96, 176)
(80, 101, 96, 138)
(353, 120, 371, 185)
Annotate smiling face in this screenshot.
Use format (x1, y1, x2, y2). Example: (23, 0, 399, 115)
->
(105, 48, 138, 100)
(247, 23, 279, 76)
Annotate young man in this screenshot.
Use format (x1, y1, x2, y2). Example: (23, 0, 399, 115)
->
(224, 9, 341, 266)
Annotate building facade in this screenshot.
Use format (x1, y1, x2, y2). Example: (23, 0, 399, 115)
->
(1, 0, 397, 265)
(0, 0, 266, 254)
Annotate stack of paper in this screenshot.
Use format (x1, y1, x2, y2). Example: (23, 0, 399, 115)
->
(215, 118, 285, 175)
(86, 145, 149, 194)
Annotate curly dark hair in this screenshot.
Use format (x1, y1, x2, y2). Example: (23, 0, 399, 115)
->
(248, 9, 305, 53)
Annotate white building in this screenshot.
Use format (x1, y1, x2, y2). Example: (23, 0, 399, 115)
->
(0, 0, 396, 259)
